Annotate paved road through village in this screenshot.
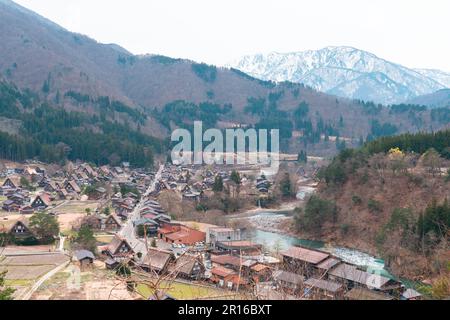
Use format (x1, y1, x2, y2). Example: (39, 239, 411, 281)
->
(119, 164, 164, 257)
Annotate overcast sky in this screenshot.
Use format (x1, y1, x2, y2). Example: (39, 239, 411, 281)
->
(14, 0, 450, 71)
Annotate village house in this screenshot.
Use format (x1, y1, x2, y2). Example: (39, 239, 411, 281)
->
(83, 214, 121, 232)
(31, 194, 51, 210)
(316, 257, 341, 274)
(104, 214, 122, 232)
(215, 241, 263, 256)
(105, 258, 120, 270)
(81, 163, 97, 178)
(102, 235, 134, 260)
(328, 263, 402, 293)
(88, 187, 107, 200)
(182, 191, 202, 202)
(8, 190, 30, 205)
(2, 200, 20, 212)
(57, 188, 70, 200)
(44, 181, 59, 193)
(210, 266, 247, 290)
(140, 248, 174, 274)
(167, 254, 205, 280)
(20, 206, 35, 215)
(211, 254, 242, 271)
(134, 217, 159, 236)
(157, 223, 206, 246)
(65, 180, 81, 194)
(73, 250, 95, 270)
(303, 278, 345, 300)
(280, 246, 330, 277)
(2, 176, 22, 189)
(272, 270, 305, 295)
(0, 218, 36, 242)
(207, 227, 242, 249)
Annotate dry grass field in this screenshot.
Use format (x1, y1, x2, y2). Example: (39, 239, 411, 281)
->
(0, 250, 69, 298)
(32, 263, 137, 300)
(54, 200, 101, 232)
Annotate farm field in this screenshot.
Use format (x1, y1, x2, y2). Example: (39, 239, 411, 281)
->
(54, 201, 100, 215)
(32, 262, 137, 300)
(136, 281, 248, 300)
(0, 249, 69, 299)
(54, 200, 101, 232)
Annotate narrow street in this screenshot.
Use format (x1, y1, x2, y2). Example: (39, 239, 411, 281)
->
(119, 164, 164, 257)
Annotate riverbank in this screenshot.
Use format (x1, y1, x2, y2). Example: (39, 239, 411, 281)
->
(227, 208, 402, 279)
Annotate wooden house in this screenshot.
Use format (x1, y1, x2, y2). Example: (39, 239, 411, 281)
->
(104, 214, 121, 232)
(280, 246, 330, 277)
(167, 254, 205, 280)
(73, 250, 95, 270)
(65, 180, 81, 194)
(211, 254, 242, 271)
(2, 200, 20, 212)
(303, 278, 344, 300)
(105, 258, 120, 270)
(140, 248, 174, 274)
(44, 181, 59, 193)
(215, 241, 262, 256)
(2, 176, 21, 189)
(272, 270, 305, 295)
(328, 263, 401, 292)
(210, 266, 247, 290)
(103, 235, 134, 260)
(31, 194, 51, 210)
(0, 219, 36, 241)
(19, 206, 35, 215)
(157, 223, 206, 246)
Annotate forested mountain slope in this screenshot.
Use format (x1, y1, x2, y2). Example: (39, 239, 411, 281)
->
(295, 130, 450, 279)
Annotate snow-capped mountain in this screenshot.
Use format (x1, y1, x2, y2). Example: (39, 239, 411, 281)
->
(413, 69, 450, 88)
(228, 46, 449, 105)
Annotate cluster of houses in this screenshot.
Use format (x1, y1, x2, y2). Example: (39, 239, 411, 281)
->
(95, 223, 278, 291)
(150, 165, 273, 203)
(0, 161, 156, 214)
(150, 166, 216, 202)
(1, 175, 55, 214)
(267, 246, 422, 300)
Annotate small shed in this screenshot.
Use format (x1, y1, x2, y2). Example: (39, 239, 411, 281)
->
(73, 250, 95, 269)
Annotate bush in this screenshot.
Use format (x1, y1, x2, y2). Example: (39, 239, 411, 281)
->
(368, 199, 383, 214)
(352, 195, 362, 205)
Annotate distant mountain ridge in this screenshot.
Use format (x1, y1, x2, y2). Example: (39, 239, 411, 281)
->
(0, 0, 448, 163)
(406, 88, 450, 109)
(228, 46, 450, 105)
